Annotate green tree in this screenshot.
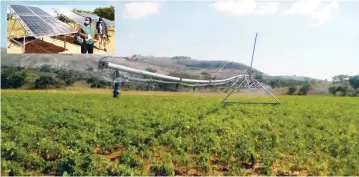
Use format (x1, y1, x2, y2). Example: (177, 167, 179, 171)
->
(35, 76, 59, 89)
(287, 86, 297, 95)
(298, 84, 311, 95)
(268, 80, 280, 88)
(56, 70, 79, 86)
(349, 75, 359, 89)
(254, 73, 265, 83)
(10, 75, 25, 88)
(39, 65, 53, 72)
(1, 72, 26, 89)
(328, 86, 338, 95)
(332, 75, 350, 84)
(156, 83, 177, 92)
(93, 6, 115, 21)
(336, 86, 348, 96)
(72, 8, 92, 14)
(86, 77, 110, 88)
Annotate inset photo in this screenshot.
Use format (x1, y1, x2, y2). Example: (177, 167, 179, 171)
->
(7, 4, 115, 54)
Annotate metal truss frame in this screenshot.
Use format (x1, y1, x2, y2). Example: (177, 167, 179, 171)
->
(222, 74, 280, 105)
(223, 33, 280, 105)
(7, 6, 69, 53)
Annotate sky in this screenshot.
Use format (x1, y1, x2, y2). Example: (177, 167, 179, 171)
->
(1, 0, 359, 80)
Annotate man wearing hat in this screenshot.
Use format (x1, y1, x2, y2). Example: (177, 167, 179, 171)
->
(96, 17, 108, 52)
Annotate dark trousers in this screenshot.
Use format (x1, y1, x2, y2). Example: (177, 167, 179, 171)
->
(81, 42, 94, 54)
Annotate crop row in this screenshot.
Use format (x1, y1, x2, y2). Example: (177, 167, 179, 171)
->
(1, 91, 359, 176)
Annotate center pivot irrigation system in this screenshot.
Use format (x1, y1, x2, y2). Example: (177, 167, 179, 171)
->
(98, 33, 280, 105)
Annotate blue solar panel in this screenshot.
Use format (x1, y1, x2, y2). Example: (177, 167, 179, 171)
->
(42, 17, 77, 34)
(10, 5, 35, 16)
(19, 16, 56, 37)
(10, 5, 77, 37)
(27, 6, 52, 17)
(71, 18, 85, 25)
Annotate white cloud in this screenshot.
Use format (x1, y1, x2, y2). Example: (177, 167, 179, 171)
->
(312, 0, 339, 25)
(257, 2, 280, 15)
(124, 2, 161, 19)
(286, 0, 339, 25)
(210, 0, 339, 25)
(210, 0, 279, 16)
(286, 0, 321, 15)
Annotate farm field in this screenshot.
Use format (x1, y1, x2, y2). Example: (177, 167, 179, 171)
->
(1, 90, 359, 176)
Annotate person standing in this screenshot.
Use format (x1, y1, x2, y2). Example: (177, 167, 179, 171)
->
(78, 17, 96, 54)
(96, 17, 108, 52)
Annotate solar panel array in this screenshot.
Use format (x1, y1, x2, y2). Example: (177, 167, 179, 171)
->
(19, 16, 54, 36)
(42, 17, 78, 34)
(77, 12, 115, 27)
(9, 5, 77, 37)
(27, 6, 52, 17)
(54, 8, 86, 25)
(10, 5, 34, 16)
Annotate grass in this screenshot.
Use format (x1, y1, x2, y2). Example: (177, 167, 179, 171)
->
(1, 90, 359, 176)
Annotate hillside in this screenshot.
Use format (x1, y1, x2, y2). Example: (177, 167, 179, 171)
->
(1, 49, 324, 82)
(272, 75, 323, 82)
(1, 49, 253, 79)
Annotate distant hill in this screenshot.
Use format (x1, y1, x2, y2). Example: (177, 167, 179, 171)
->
(169, 56, 251, 70)
(1, 49, 101, 70)
(1, 49, 257, 79)
(272, 75, 324, 82)
(1, 49, 322, 81)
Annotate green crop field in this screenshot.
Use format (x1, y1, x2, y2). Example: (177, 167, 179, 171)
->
(1, 90, 359, 176)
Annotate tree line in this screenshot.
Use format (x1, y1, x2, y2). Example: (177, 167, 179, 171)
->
(327, 75, 359, 96)
(72, 6, 115, 21)
(1, 66, 199, 92)
(184, 62, 249, 70)
(1, 66, 111, 90)
(2, 65, 358, 96)
(254, 73, 312, 95)
(0, 66, 313, 94)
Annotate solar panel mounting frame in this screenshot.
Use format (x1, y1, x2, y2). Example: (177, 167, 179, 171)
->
(8, 5, 77, 53)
